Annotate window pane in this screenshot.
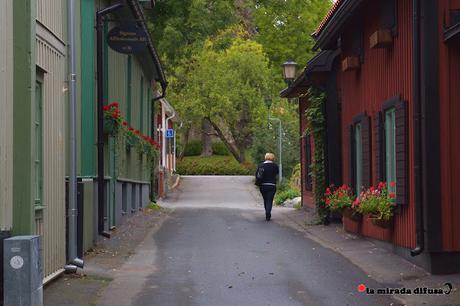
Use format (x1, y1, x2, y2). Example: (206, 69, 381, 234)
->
(385, 108, 396, 194)
(355, 123, 362, 195)
(34, 81, 43, 206)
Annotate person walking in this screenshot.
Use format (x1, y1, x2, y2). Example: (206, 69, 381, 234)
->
(256, 153, 279, 221)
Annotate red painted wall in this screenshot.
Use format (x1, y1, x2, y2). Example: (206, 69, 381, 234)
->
(337, 0, 415, 248)
(438, 0, 460, 251)
(299, 97, 315, 208)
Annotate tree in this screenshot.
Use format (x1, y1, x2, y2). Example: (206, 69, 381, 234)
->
(252, 0, 332, 68)
(179, 35, 274, 163)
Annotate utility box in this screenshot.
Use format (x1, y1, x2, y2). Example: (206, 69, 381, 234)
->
(3, 236, 43, 306)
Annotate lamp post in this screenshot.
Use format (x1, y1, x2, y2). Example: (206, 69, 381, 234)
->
(264, 96, 283, 184)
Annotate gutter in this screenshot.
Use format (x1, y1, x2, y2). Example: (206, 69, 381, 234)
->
(411, 0, 424, 256)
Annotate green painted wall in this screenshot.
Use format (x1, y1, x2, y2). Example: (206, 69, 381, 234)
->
(12, 0, 36, 235)
(80, 0, 95, 176)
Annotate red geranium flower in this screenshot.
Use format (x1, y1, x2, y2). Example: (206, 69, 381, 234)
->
(122, 122, 128, 127)
(390, 181, 396, 188)
(103, 105, 110, 111)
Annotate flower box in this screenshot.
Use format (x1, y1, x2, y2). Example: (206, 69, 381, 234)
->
(369, 29, 393, 49)
(369, 216, 393, 229)
(343, 215, 361, 234)
(342, 207, 362, 222)
(363, 215, 393, 242)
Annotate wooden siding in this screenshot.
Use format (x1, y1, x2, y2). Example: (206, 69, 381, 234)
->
(35, 31, 67, 277)
(36, 0, 65, 40)
(0, 0, 14, 231)
(439, 0, 460, 251)
(337, 0, 415, 248)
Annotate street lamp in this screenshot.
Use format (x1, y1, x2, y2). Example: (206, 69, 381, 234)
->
(282, 59, 298, 85)
(264, 96, 283, 184)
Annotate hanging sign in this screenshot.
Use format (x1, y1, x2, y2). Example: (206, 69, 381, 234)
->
(107, 24, 148, 54)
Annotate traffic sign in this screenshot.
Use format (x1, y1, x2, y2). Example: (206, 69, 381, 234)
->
(166, 129, 175, 138)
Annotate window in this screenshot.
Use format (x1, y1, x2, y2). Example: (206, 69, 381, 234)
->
(354, 123, 363, 195)
(34, 78, 44, 208)
(385, 108, 396, 193)
(350, 114, 371, 195)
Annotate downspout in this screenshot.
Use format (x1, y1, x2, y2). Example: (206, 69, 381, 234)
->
(411, 0, 424, 257)
(64, 0, 84, 272)
(96, 3, 123, 239)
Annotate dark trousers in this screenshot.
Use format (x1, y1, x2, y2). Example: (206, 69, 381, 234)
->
(260, 185, 276, 218)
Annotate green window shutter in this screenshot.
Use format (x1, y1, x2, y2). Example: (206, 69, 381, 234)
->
(34, 81, 43, 207)
(140, 76, 144, 133)
(126, 55, 132, 124)
(385, 108, 397, 194)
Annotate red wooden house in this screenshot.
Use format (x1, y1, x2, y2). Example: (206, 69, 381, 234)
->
(282, 0, 460, 274)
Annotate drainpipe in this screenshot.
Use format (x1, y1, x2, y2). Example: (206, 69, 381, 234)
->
(64, 0, 84, 272)
(96, 3, 123, 239)
(411, 0, 424, 257)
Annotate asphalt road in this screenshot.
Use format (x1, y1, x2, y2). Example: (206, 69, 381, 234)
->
(108, 176, 397, 306)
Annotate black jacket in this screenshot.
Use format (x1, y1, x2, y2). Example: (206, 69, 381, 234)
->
(258, 161, 279, 185)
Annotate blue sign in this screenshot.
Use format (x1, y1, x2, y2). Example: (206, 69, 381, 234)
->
(166, 129, 175, 138)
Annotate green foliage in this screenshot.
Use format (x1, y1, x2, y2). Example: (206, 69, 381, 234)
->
(249, 98, 300, 178)
(184, 140, 203, 156)
(146, 202, 161, 210)
(212, 142, 230, 155)
(252, 0, 333, 68)
(305, 87, 328, 223)
(176, 156, 256, 175)
(275, 189, 301, 205)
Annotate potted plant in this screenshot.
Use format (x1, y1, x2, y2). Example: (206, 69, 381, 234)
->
(103, 102, 122, 135)
(356, 182, 396, 229)
(325, 185, 361, 233)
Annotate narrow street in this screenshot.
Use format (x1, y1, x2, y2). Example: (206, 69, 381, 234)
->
(97, 176, 396, 306)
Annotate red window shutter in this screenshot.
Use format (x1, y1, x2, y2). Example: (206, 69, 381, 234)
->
(395, 100, 408, 205)
(361, 115, 372, 188)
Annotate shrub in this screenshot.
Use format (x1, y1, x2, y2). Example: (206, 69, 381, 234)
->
(212, 142, 230, 155)
(274, 189, 300, 206)
(183, 140, 202, 156)
(176, 156, 255, 175)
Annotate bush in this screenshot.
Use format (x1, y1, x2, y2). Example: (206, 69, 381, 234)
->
(212, 142, 230, 155)
(183, 140, 202, 156)
(274, 189, 301, 205)
(176, 156, 256, 175)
